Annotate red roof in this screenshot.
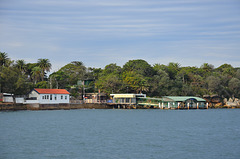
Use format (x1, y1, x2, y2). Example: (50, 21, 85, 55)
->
(34, 89, 70, 94)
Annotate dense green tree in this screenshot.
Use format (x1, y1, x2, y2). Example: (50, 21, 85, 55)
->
(1, 53, 240, 99)
(87, 67, 103, 80)
(122, 71, 149, 94)
(49, 71, 69, 89)
(228, 78, 240, 97)
(235, 69, 240, 79)
(0, 66, 31, 97)
(95, 74, 123, 94)
(166, 62, 180, 79)
(122, 60, 154, 94)
(95, 64, 123, 94)
(35, 81, 49, 89)
(150, 70, 170, 97)
(201, 63, 214, 77)
(58, 61, 86, 86)
(153, 64, 168, 73)
(102, 63, 122, 75)
(206, 76, 222, 94)
(123, 59, 155, 77)
(216, 64, 235, 77)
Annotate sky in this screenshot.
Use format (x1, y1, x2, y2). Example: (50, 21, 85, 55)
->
(0, 0, 240, 72)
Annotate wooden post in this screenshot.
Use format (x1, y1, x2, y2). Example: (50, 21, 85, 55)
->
(178, 102, 180, 109)
(206, 103, 208, 109)
(197, 103, 199, 109)
(188, 103, 189, 110)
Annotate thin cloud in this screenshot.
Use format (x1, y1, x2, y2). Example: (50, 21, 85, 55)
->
(0, 0, 240, 70)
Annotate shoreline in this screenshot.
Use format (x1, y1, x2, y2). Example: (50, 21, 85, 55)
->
(0, 103, 239, 111)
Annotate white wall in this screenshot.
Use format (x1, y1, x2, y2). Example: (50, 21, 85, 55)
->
(16, 97, 24, 103)
(29, 91, 40, 100)
(24, 100, 39, 104)
(39, 94, 69, 104)
(3, 96, 13, 103)
(26, 90, 70, 104)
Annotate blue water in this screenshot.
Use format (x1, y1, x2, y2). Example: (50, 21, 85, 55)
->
(0, 109, 240, 159)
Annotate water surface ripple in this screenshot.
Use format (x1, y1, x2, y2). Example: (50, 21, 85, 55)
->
(0, 109, 239, 159)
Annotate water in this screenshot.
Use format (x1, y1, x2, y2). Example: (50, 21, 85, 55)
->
(0, 109, 240, 159)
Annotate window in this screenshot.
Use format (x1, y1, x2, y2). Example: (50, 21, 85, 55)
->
(126, 98, 130, 103)
(47, 95, 49, 99)
(61, 95, 63, 99)
(120, 98, 124, 103)
(65, 96, 67, 100)
(42, 96, 44, 99)
(55, 95, 57, 100)
(50, 95, 52, 100)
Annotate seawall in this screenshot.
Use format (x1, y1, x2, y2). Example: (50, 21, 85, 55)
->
(1, 103, 239, 111)
(0, 103, 113, 111)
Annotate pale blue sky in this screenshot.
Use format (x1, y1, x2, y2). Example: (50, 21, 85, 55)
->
(0, 0, 240, 72)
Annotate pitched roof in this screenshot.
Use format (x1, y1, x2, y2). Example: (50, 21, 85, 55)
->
(163, 96, 206, 102)
(34, 88, 70, 94)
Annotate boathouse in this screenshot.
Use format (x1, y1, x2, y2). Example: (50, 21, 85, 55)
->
(110, 94, 146, 106)
(137, 97, 163, 108)
(25, 88, 70, 104)
(161, 96, 206, 109)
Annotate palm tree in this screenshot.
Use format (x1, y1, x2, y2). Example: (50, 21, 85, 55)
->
(15, 60, 26, 74)
(201, 63, 214, 73)
(71, 61, 84, 66)
(37, 58, 52, 81)
(0, 52, 10, 66)
(31, 66, 42, 84)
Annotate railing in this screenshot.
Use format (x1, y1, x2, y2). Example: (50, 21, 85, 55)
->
(84, 99, 107, 103)
(70, 99, 108, 104)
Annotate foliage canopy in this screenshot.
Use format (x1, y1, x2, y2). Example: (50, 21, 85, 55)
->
(1, 52, 240, 99)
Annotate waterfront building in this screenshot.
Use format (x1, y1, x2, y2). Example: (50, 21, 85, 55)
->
(110, 94, 146, 106)
(161, 96, 206, 109)
(25, 88, 70, 104)
(84, 93, 107, 103)
(110, 94, 206, 109)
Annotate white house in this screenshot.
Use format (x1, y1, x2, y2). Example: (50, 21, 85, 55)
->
(25, 88, 70, 104)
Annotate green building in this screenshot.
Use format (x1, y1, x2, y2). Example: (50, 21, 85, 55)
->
(137, 96, 206, 109)
(161, 96, 206, 109)
(110, 94, 207, 109)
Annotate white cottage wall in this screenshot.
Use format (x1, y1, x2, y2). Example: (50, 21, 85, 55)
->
(39, 94, 69, 104)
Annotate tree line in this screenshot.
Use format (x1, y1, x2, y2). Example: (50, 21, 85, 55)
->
(1, 52, 240, 99)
